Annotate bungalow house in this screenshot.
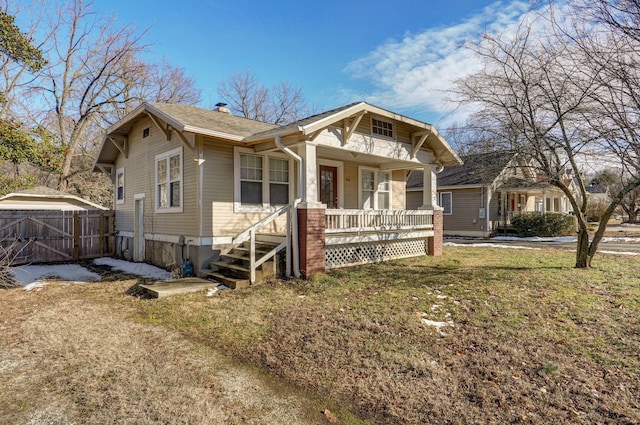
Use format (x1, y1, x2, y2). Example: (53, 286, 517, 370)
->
(406, 151, 575, 237)
(92, 101, 461, 285)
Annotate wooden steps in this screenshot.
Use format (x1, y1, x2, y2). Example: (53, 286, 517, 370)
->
(200, 239, 282, 289)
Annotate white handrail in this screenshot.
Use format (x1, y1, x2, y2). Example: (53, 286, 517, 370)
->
(229, 204, 291, 284)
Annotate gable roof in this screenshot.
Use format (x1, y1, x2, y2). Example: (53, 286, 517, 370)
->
(407, 150, 516, 189)
(0, 186, 108, 210)
(94, 101, 461, 170)
(245, 102, 462, 166)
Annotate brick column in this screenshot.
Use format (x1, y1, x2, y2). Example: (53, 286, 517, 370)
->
(427, 209, 443, 256)
(297, 205, 326, 278)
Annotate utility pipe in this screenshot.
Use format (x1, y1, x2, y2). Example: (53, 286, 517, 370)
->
(275, 135, 301, 278)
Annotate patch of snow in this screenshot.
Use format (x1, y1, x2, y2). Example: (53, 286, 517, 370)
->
(10, 264, 101, 290)
(445, 242, 541, 250)
(492, 235, 640, 244)
(206, 284, 230, 297)
(492, 236, 577, 243)
(420, 318, 454, 336)
(93, 257, 171, 280)
(601, 237, 640, 244)
(417, 312, 454, 336)
(598, 250, 640, 256)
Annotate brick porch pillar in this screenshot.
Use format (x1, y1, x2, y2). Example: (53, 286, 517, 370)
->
(297, 204, 326, 278)
(427, 209, 443, 256)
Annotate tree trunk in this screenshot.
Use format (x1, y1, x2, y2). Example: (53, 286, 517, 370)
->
(575, 227, 590, 268)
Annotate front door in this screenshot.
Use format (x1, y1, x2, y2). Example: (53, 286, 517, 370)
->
(320, 165, 338, 208)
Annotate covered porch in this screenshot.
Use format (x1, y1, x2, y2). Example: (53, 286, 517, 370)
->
(493, 180, 573, 230)
(211, 102, 460, 282)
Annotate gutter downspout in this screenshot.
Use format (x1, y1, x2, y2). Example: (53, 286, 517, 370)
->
(275, 135, 301, 278)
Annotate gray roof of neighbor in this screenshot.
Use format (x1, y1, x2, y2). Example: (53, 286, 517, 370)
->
(407, 150, 516, 188)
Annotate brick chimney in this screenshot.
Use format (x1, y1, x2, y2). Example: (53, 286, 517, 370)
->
(214, 102, 230, 114)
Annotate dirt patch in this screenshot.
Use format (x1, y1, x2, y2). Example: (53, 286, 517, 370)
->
(0, 281, 326, 425)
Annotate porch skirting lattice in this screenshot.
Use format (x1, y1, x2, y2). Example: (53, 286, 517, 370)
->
(325, 238, 428, 269)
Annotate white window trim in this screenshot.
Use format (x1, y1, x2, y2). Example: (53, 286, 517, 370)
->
(370, 115, 395, 140)
(317, 159, 344, 209)
(233, 147, 294, 213)
(439, 191, 452, 215)
(115, 167, 125, 205)
(358, 166, 392, 210)
(155, 146, 183, 213)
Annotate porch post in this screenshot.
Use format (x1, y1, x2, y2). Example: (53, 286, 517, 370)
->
(419, 165, 438, 210)
(298, 142, 319, 204)
(297, 141, 326, 278)
(297, 204, 326, 279)
(418, 164, 442, 257)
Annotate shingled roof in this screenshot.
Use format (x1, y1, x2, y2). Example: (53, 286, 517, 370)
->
(407, 150, 516, 189)
(147, 102, 279, 139)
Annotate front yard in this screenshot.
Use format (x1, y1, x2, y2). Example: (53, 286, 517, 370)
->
(2, 247, 639, 424)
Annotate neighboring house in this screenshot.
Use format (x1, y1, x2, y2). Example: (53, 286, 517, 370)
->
(406, 151, 576, 237)
(92, 101, 461, 284)
(0, 186, 108, 211)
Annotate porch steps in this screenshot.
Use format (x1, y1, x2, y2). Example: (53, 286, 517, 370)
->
(201, 240, 280, 289)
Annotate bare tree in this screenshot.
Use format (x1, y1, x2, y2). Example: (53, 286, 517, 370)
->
(455, 4, 640, 268)
(217, 70, 308, 124)
(1, 0, 202, 195)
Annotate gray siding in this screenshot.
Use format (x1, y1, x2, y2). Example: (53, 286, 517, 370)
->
(440, 188, 488, 234)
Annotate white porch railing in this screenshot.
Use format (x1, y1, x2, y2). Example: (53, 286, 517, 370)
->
(325, 209, 433, 233)
(231, 204, 291, 283)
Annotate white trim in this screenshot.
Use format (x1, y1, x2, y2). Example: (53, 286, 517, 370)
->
(115, 167, 125, 204)
(233, 146, 294, 213)
(317, 158, 344, 209)
(358, 166, 392, 210)
(134, 193, 145, 200)
(326, 230, 434, 245)
(118, 231, 214, 246)
(155, 146, 183, 213)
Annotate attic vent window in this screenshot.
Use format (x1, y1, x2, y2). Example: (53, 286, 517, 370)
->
(143, 127, 150, 138)
(372, 118, 393, 138)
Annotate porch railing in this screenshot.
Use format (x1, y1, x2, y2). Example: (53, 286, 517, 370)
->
(325, 209, 433, 233)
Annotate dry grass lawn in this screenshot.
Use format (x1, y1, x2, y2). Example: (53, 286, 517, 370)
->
(2, 247, 639, 424)
(0, 275, 327, 425)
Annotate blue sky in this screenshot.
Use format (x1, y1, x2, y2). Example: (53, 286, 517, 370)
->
(92, 0, 532, 127)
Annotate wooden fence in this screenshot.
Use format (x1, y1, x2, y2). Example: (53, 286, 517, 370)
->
(0, 210, 115, 265)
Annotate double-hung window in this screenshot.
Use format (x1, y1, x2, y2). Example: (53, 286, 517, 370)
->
(236, 148, 291, 211)
(360, 168, 391, 210)
(240, 154, 263, 205)
(115, 167, 125, 204)
(155, 147, 182, 212)
(439, 192, 452, 215)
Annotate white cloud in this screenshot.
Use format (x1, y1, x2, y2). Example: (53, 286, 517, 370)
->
(344, 1, 533, 125)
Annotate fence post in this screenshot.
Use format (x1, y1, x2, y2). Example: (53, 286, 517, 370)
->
(99, 213, 104, 257)
(73, 211, 80, 261)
